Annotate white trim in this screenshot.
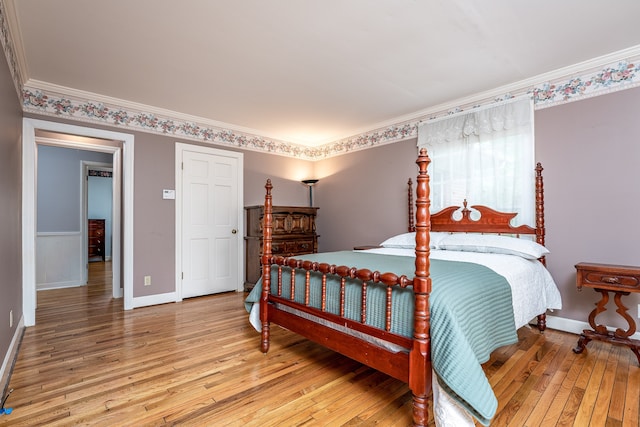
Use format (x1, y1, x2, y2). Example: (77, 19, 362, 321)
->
(544, 314, 640, 341)
(26, 78, 294, 145)
(36, 232, 83, 290)
(36, 231, 80, 236)
(175, 143, 244, 301)
(37, 281, 83, 291)
(0, 315, 23, 393)
(131, 291, 178, 309)
(22, 118, 134, 327)
(339, 46, 640, 141)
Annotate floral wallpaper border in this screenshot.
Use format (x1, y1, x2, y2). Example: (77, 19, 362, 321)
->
(3, 3, 639, 160)
(21, 57, 640, 160)
(21, 87, 315, 158)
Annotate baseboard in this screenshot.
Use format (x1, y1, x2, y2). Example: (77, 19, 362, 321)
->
(37, 280, 84, 291)
(132, 291, 178, 309)
(0, 315, 24, 401)
(544, 314, 640, 340)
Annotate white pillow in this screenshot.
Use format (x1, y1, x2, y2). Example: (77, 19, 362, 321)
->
(380, 231, 449, 249)
(380, 232, 415, 248)
(438, 233, 549, 259)
(430, 232, 449, 249)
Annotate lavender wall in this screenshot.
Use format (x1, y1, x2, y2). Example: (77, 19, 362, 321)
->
(0, 55, 23, 382)
(131, 135, 312, 297)
(314, 139, 419, 252)
(536, 87, 640, 326)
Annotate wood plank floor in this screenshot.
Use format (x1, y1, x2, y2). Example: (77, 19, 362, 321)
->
(4, 261, 640, 426)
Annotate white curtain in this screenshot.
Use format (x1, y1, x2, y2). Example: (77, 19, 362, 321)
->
(417, 97, 535, 226)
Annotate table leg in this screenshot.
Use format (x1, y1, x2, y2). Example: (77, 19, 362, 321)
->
(573, 288, 640, 365)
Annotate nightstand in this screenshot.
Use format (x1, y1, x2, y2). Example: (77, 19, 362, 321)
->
(573, 262, 640, 364)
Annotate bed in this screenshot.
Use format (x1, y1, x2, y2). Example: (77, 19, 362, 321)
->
(245, 148, 561, 426)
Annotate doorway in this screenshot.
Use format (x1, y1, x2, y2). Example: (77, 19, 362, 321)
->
(83, 161, 114, 280)
(22, 118, 134, 326)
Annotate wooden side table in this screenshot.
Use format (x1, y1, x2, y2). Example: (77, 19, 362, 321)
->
(573, 262, 640, 364)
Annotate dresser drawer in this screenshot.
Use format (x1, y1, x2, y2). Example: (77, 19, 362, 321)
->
(272, 239, 316, 255)
(287, 239, 315, 254)
(89, 227, 104, 237)
(576, 263, 640, 291)
(272, 241, 286, 254)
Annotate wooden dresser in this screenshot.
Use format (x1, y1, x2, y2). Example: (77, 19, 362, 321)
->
(244, 205, 318, 291)
(88, 219, 106, 262)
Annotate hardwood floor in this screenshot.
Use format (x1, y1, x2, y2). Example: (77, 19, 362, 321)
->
(4, 261, 640, 426)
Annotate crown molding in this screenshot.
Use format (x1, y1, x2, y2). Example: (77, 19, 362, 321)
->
(318, 46, 640, 159)
(22, 81, 317, 160)
(25, 79, 300, 145)
(21, 47, 640, 160)
(0, 0, 26, 97)
(4, 0, 640, 160)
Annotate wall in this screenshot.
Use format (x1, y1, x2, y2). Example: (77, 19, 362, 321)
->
(536, 86, 640, 328)
(37, 145, 112, 232)
(130, 134, 313, 298)
(314, 139, 419, 251)
(0, 53, 23, 393)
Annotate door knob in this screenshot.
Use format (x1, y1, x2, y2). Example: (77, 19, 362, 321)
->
(231, 229, 237, 234)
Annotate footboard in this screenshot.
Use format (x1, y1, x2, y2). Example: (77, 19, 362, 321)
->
(264, 254, 415, 380)
(259, 149, 433, 426)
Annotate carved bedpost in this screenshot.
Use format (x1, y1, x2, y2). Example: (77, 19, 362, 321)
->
(535, 163, 547, 332)
(535, 163, 545, 250)
(260, 179, 273, 353)
(408, 178, 415, 232)
(410, 148, 432, 426)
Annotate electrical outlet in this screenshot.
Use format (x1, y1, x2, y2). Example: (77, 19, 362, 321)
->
(144, 276, 152, 286)
(9, 310, 13, 328)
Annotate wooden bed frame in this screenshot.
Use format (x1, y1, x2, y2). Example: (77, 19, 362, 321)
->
(259, 148, 546, 426)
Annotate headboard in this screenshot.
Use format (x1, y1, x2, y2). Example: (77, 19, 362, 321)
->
(408, 163, 545, 246)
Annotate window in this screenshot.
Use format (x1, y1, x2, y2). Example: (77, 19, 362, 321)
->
(417, 97, 535, 226)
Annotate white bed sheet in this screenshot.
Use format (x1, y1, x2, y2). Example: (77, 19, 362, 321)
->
(365, 247, 563, 328)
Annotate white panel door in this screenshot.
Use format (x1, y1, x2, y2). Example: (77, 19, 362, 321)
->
(181, 149, 239, 298)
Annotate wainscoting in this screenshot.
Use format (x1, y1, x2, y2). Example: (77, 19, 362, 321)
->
(36, 232, 84, 290)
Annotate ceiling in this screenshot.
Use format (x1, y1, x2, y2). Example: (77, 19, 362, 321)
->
(7, 0, 640, 146)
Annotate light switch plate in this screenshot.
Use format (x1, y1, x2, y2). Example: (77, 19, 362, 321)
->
(162, 189, 175, 200)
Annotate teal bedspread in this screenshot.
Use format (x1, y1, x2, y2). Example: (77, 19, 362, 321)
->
(245, 251, 516, 425)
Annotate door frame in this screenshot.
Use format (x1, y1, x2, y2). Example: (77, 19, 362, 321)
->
(175, 143, 244, 300)
(22, 118, 135, 326)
